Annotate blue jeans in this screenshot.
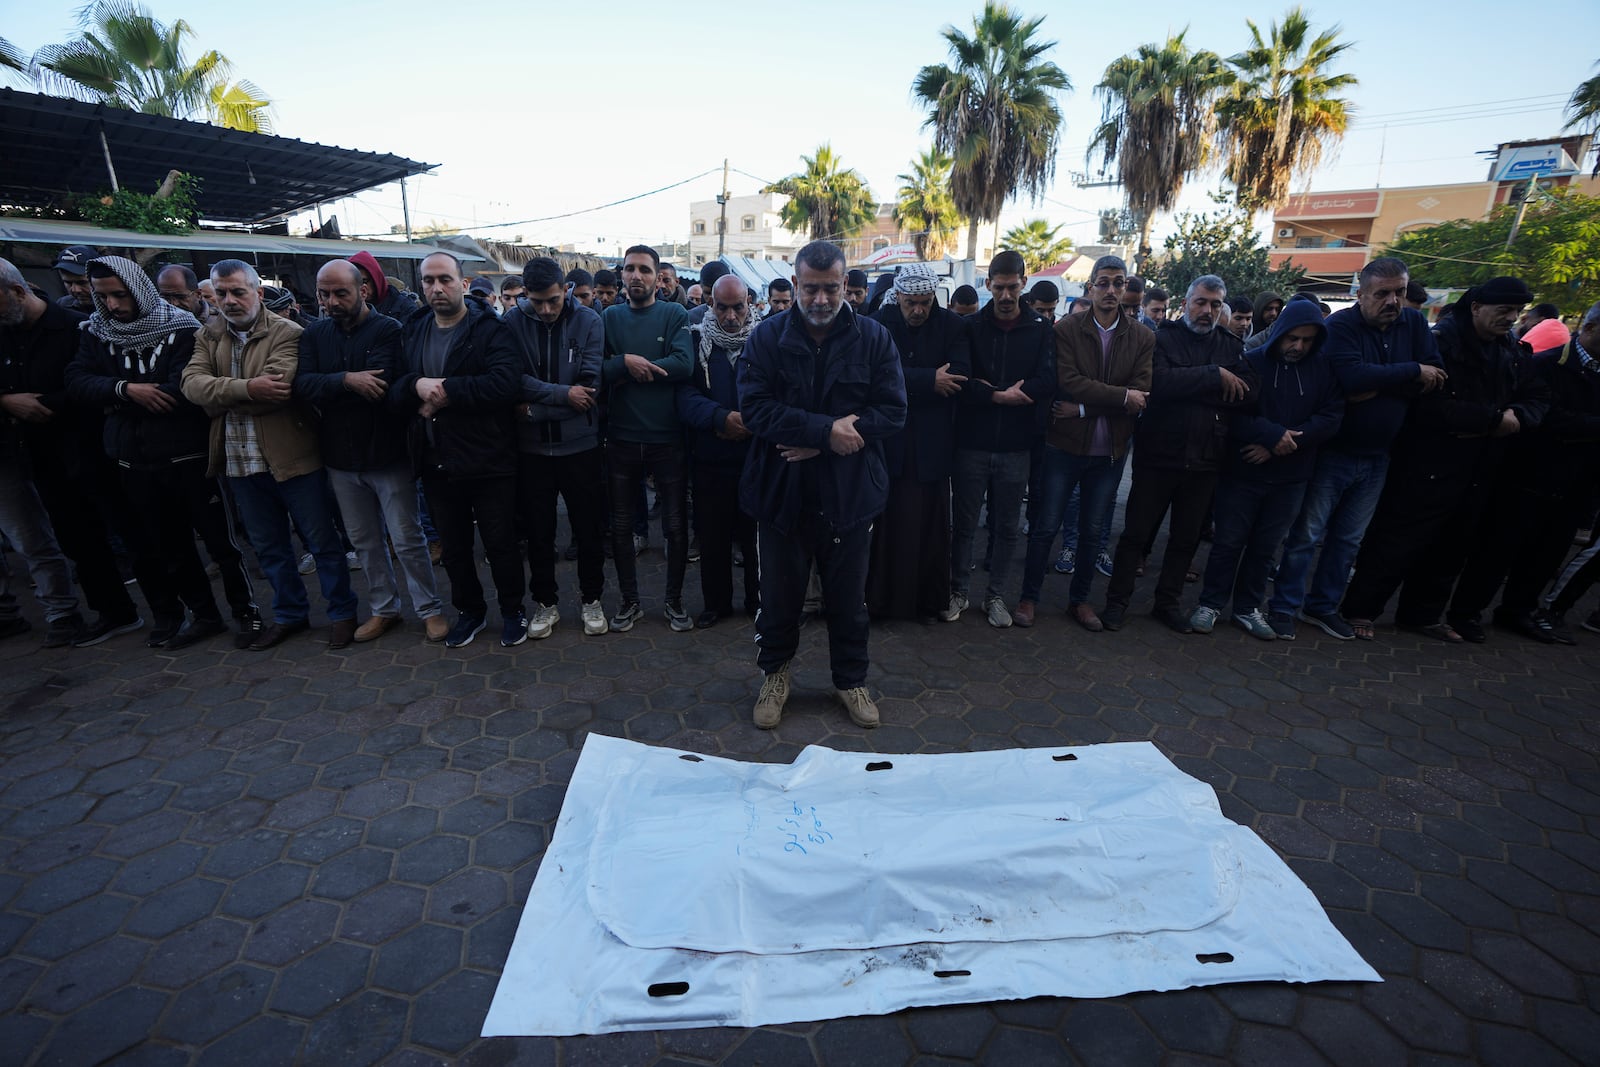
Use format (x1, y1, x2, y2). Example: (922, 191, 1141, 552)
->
(951, 448, 1030, 602)
(1063, 446, 1128, 557)
(229, 470, 357, 625)
(1020, 447, 1119, 606)
(1200, 478, 1308, 616)
(1268, 451, 1389, 619)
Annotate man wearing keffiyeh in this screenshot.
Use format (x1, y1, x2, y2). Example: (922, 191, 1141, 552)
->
(68, 256, 260, 651)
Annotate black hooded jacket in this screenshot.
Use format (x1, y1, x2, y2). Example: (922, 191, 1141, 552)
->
(1228, 299, 1345, 484)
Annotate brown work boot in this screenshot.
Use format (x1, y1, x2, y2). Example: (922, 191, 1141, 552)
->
(424, 616, 450, 643)
(1012, 599, 1036, 628)
(354, 615, 401, 643)
(753, 662, 791, 729)
(836, 686, 879, 729)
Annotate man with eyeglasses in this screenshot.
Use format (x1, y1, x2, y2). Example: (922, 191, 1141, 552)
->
(1017, 256, 1150, 630)
(1102, 274, 1256, 633)
(155, 265, 211, 324)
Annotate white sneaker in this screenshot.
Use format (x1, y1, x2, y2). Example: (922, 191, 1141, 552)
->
(940, 593, 968, 622)
(580, 600, 608, 636)
(526, 603, 560, 640)
(984, 596, 1013, 628)
(345, 550, 362, 571)
(632, 534, 647, 557)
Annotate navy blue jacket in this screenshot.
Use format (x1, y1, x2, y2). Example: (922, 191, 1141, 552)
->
(501, 296, 603, 457)
(956, 303, 1055, 454)
(1227, 300, 1345, 484)
(676, 326, 751, 470)
(393, 301, 520, 480)
(294, 308, 407, 472)
(1323, 305, 1439, 456)
(737, 305, 907, 533)
(873, 303, 970, 481)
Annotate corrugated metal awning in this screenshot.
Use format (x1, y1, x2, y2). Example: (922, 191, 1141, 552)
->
(0, 217, 483, 262)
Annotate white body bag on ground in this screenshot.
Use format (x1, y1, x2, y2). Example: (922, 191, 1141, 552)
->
(484, 736, 1378, 1036)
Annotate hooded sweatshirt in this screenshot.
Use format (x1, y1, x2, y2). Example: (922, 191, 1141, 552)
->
(348, 251, 421, 321)
(1228, 299, 1344, 484)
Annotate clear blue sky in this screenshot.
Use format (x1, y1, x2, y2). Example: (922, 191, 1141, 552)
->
(5, 1, 1597, 248)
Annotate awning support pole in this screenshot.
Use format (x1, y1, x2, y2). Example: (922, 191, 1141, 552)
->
(98, 125, 120, 193)
(400, 177, 413, 243)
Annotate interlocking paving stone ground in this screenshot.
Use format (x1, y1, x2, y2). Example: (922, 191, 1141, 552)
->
(0, 532, 1597, 1066)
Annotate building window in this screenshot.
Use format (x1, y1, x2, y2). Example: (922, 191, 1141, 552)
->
(872, 238, 890, 252)
(742, 215, 756, 231)
(693, 220, 706, 235)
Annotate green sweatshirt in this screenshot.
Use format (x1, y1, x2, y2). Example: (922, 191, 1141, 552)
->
(600, 300, 693, 443)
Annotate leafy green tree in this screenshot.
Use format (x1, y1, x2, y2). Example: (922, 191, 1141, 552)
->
(913, 2, 1070, 261)
(764, 144, 877, 242)
(1146, 204, 1306, 304)
(1000, 218, 1074, 274)
(1087, 31, 1232, 266)
(894, 148, 964, 260)
(1564, 60, 1600, 177)
(33, 2, 273, 132)
(1215, 7, 1356, 213)
(1384, 189, 1600, 314)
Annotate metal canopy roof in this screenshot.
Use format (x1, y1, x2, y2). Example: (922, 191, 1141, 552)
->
(0, 216, 484, 263)
(0, 88, 435, 225)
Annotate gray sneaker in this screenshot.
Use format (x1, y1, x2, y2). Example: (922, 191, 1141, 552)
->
(526, 603, 560, 640)
(1234, 609, 1278, 641)
(837, 686, 880, 729)
(940, 593, 968, 622)
(609, 601, 643, 632)
(580, 600, 608, 636)
(754, 662, 791, 729)
(1189, 605, 1220, 634)
(665, 601, 693, 632)
(984, 596, 1013, 629)
(1267, 611, 1297, 640)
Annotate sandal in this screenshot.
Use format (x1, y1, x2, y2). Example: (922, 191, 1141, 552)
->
(1348, 618, 1376, 641)
(1414, 622, 1463, 644)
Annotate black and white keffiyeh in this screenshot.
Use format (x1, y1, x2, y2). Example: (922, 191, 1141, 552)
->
(82, 255, 200, 351)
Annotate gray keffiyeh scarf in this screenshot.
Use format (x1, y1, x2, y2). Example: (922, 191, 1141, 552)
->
(82, 255, 201, 351)
(698, 310, 755, 370)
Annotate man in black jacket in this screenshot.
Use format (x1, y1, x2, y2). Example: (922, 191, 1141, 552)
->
(0, 258, 90, 646)
(66, 256, 261, 650)
(867, 263, 970, 622)
(393, 252, 524, 649)
(1342, 277, 1549, 642)
(949, 251, 1055, 629)
(501, 256, 609, 641)
(738, 241, 907, 730)
(1104, 274, 1256, 632)
(0, 257, 151, 648)
(299, 260, 444, 645)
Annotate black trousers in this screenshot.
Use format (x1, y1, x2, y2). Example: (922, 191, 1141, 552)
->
(1342, 471, 1482, 626)
(120, 459, 256, 624)
(31, 454, 139, 621)
(1450, 483, 1580, 623)
(755, 512, 872, 688)
(518, 448, 606, 607)
(1106, 464, 1217, 614)
(607, 440, 687, 606)
(693, 461, 757, 617)
(422, 472, 524, 619)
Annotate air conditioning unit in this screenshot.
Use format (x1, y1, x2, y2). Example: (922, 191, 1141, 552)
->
(1277, 227, 1296, 238)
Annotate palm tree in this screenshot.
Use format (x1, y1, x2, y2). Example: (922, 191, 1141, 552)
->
(763, 144, 877, 242)
(913, 2, 1071, 261)
(893, 148, 964, 260)
(32, 2, 273, 133)
(1, 37, 29, 82)
(1001, 218, 1074, 274)
(1564, 61, 1600, 177)
(1087, 32, 1232, 267)
(1215, 7, 1356, 213)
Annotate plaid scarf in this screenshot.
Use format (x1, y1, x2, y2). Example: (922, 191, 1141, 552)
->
(698, 309, 754, 369)
(82, 256, 200, 350)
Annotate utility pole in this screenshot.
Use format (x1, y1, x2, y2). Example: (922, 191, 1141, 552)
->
(1505, 173, 1538, 251)
(716, 158, 730, 259)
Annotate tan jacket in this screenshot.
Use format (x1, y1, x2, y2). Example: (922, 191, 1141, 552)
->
(181, 309, 320, 481)
(1046, 311, 1154, 460)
